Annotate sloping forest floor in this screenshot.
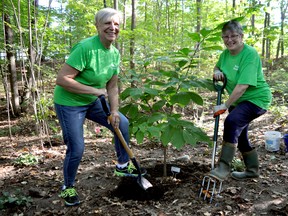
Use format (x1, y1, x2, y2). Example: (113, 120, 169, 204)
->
(0, 87, 288, 215)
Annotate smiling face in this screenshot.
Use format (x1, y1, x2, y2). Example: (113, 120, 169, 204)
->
(221, 20, 244, 55)
(222, 30, 244, 55)
(96, 15, 120, 48)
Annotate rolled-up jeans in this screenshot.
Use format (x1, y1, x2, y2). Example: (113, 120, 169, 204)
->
(223, 101, 266, 153)
(54, 99, 130, 187)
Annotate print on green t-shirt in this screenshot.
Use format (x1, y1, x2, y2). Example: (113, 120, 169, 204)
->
(54, 35, 120, 106)
(216, 44, 272, 110)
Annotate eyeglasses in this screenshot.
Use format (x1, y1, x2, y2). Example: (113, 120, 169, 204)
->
(221, 34, 240, 41)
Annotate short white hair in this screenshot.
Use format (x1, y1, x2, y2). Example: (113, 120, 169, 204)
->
(94, 8, 122, 25)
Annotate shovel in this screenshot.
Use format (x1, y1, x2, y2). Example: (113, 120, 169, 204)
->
(98, 95, 153, 190)
(199, 75, 227, 203)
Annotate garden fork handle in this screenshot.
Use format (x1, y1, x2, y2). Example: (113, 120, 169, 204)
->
(211, 75, 227, 169)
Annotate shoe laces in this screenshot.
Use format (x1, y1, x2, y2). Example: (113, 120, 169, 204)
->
(127, 163, 137, 173)
(62, 188, 77, 197)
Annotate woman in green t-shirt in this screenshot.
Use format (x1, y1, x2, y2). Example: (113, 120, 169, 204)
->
(54, 8, 145, 206)
(209, 20, 272, 182)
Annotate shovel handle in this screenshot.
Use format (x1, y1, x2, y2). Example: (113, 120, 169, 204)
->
(98, 95, 152, 190)
(98, 95, 135, 159)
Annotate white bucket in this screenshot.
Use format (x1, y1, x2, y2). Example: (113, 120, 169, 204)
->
(264, 131, 281, 152)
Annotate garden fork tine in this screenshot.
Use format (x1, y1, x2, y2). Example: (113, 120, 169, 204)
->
(199, 75, 226, 203)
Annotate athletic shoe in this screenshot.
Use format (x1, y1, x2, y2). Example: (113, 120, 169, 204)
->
(114, 162, 147, 177)
(60, 187, 80, 206)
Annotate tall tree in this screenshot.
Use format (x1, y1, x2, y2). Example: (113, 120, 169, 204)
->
(196, 0, 202, 32)
(4, 12, 21, 116)
(166, 0, 171, 35)
(276, 0, 287, 59)
(250, 0, 256, 35)
(262, 2, 271, 61)
(130, 0, 136, 87)
(114, 0, 119, 50)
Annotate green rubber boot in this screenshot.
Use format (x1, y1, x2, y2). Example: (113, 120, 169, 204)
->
(209, 142, 236, 181)
(231, 148, 259, 180)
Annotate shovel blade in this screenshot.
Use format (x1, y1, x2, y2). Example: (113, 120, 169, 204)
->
(137, 176, 153, 190)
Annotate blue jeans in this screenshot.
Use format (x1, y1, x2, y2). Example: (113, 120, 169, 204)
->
(223, 101, 266, 153)
(55, 99, 130, 187)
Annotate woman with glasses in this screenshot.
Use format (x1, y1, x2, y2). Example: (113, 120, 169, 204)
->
(210, 20, 272, 182)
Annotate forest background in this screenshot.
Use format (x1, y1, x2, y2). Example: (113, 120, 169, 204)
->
(0, 0, 288, 215)
(1, 0, 287, 147)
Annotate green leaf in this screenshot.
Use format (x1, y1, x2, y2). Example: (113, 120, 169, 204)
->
(170, 92, 203, 106)
(135, 130, 144, 144)
(147, 126, 161, 138)
(178, 48, 191, 56)
(200, 28, 213, 37)
(138, 122, 148, 132)
(121, 88, 136, 100)
(132, 126, 138, 134)
(187, 126, 211, 143)
(170, 93, 190, 107)
(165, 86, 177, 94)
(183, 129, 197, 145)
(187, 32, 201, 42)
(147, 113, 166, 124)
(139, 104, 150, 112)
(152, 100, 166, 111)
(161, 125, 172, 146)
(178, 60, 189, 68)
(149, 80, 167, 86)
(131, 88, 143, 98)
(187, 92, 203, 105)
(202, 45, 223, 51)
(8, 197, 17, 203)
(205, 36, 221, 42)
(160, 70, 179, 78)
(127, 104, 139, 118)
(144, 87, 159, 96)
(170, 127, 185, 149)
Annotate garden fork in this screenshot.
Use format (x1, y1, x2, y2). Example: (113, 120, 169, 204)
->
(199, 75, 226, 203)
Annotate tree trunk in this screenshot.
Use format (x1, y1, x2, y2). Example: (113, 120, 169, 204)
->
(181, 0, 184, 45)
(114, 0, 119, 50)
(265, 13, 270, 61)
(4, 13, 21, 116)
(130, 0, 136, 87)
(262, 2, 270, 71)
(276, 0, 287, 59)
(232, 0, 236, 14)
(261, 12, 268, 57)
(196, 0, 202, 71)
(250, 0, 256, 35)
(196, 0, 202, 32)
(156, 0, 163, 32)
(166, 0, 170, 36)
(22, 0, 37, 106)
(120, 0, 126, 57)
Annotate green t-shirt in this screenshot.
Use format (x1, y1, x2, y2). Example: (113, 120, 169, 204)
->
(216, 44, 272, 110)
(54, 35, 120, 106)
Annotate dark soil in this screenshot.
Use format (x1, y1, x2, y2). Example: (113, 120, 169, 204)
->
(0, 104, 288, 216)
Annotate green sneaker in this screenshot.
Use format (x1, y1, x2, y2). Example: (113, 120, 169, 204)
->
(60, 187, 80, 206)
(114, 162, 147, 177)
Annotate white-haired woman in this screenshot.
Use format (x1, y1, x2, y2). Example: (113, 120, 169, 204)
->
(54, 8, 144, 206)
